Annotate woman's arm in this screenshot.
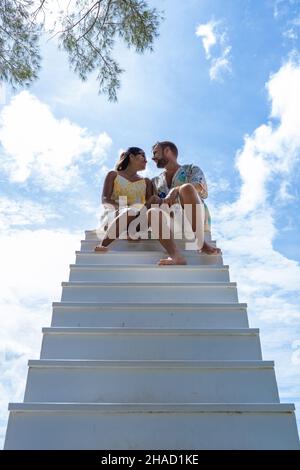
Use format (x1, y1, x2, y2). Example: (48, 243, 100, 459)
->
(101, 171, 118, 209)
(145, 179, 162, 208)
(145, 178, 154, 201)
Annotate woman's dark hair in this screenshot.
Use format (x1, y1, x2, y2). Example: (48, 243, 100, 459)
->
(115, 147, 144, 171)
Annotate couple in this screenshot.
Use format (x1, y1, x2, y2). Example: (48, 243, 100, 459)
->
(95, 141, 221, 265)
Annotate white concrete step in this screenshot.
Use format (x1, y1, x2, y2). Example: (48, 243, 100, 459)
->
(51, 302, 249, 328)
(5, 403, 299, 450)
(40, 327, 262, 360)
(81, 239, 202, 252)
(75, 251, 223, 266)
(85, 229, 213, 243)
(80, 239, 217, 252)
(23, 360, 279, 404)
(68, 264, 230, 283)
(60, 282, 238, 303)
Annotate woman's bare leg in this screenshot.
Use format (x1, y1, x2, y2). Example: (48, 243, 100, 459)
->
(95, 210, 137, 252)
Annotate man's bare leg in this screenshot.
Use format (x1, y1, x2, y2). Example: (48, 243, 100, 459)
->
(178, 183, 221, 255)
(95, 211, 137, 252)
(147, 208, 186, 265)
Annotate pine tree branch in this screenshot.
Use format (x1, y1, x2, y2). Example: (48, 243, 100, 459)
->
(75, 0, 103, 44)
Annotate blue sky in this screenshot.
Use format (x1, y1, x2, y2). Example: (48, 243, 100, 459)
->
(1, 0, 300, 447)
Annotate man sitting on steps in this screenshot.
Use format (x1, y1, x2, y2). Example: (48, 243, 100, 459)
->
(150, 140, 221, 260)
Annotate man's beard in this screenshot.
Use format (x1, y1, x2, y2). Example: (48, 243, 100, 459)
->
(156, 158, 168, 168)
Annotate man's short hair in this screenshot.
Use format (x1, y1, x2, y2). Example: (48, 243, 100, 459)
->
(153, 141, 178, 157)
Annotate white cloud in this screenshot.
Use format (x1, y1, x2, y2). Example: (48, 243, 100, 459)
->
(233, 57, 300, 214)
(53, 79, 99, 107)
(0, 197, 60, 231)
(206, 177, 230, 196)
(196, 20, 232, 82)
(291, 340, 300, 365)
(0, 228, 80, 446)
(213, 54, 300, 291)
(0, 83, 6, 105)
(283, 27, 298, 40)
(209, 47, 232, 81)
(210, 57, 300, 422)
(0, 91, 112, 191)
(273, 0, 300, 40)
(0, 228, 79, 307)
(91, 132, 113, 163)
(273, 0, 300, 20)
(195, 21, 217, 59)
(31, 0, 77, 33)
(273, 0, 287, 18)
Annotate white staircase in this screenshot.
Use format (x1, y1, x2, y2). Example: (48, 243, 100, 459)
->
(4, 231, 300, 449)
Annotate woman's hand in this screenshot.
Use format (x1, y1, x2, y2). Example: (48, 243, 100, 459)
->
(164, 187, 179, 206)
(145, 195, 162, 209)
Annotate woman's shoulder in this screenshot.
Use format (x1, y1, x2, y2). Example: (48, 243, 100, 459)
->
(106, 170, 118, 180)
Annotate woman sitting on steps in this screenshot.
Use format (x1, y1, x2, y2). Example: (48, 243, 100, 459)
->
(94, 147, 187, 265)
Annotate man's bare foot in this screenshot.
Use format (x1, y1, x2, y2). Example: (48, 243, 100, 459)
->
(158, 255, 187, 266)
(94, 245, 109, 253)
(199, 241, 222, 255)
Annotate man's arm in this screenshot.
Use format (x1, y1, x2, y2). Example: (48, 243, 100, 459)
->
(189, 165, 208, 199)
(151, 176, 159, 196)
(145, 178, 154, 200)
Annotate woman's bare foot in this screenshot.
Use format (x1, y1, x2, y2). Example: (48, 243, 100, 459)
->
(199, 241, 222, 255)
(94, 245, 109, 253)
(158, 255, 187, 266)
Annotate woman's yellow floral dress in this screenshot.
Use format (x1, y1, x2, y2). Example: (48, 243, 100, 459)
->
(100, 174, 146, 230)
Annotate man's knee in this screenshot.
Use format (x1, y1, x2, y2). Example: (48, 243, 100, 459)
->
(179, 183, 199, 204)
(179, 183, 197, 198)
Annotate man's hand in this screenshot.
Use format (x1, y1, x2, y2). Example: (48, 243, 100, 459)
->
(164, 187, 179, 206)
(193, 182, 208, 199)
(145, 194, 162, 209)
